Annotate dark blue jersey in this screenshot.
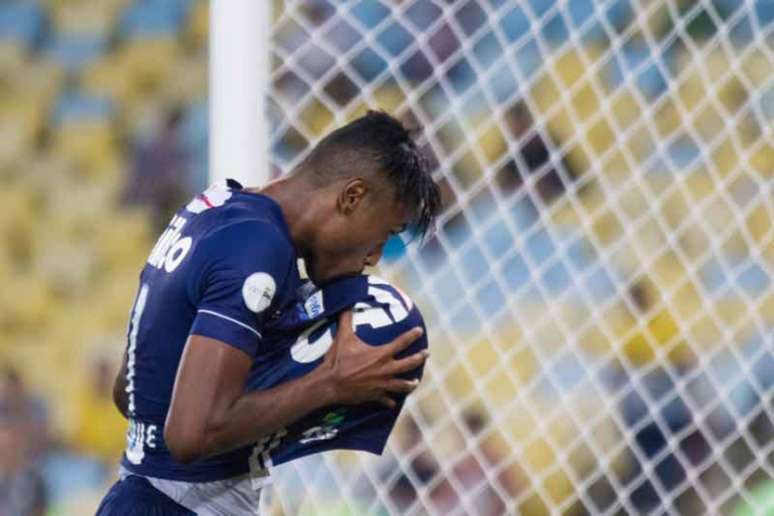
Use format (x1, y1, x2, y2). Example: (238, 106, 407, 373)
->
(119, 181, 427, 484)
(246, 274, 427, 475)
(120, 180, 304, 482)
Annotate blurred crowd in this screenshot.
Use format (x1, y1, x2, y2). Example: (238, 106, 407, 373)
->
(0, 0, 772, 514)
(1, 0, 207, 512)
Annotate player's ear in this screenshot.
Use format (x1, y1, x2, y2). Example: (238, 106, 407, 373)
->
(338, 178, 368, 216)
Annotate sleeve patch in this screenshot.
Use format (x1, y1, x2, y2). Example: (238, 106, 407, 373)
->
(242, 272, 276, 313)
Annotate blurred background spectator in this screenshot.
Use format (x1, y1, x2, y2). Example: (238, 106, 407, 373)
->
(0, 418, 47, 516)
(0, 367, 49, 459)
(122, 106, 193, 233)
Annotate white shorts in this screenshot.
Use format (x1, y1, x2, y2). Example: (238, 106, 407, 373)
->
(119, 466, 272, 516)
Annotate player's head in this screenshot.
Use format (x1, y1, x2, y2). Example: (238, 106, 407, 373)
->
(292, 110, 441, 284)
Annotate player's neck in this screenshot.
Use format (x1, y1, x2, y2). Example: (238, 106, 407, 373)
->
(257, 176, 320, 253)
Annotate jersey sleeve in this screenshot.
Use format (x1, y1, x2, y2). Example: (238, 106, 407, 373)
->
(189, 220, 293, 357)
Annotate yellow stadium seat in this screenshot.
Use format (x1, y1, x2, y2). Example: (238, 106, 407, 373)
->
(0, 95, 47, 167)
(746, 201, 772, 247)
(187, 0, 209, 49)
(0, 185, 37, 265)
(299, 98, 336, 139)
(119, 37, 180, 96)
(749, 143, 772, 180)
(158, 53, 207, 104)
(531, 46, 637, 191)
(80, 53, 136, 105)
(69, 357, 128, 463)
(47, 0, 126, 35)
(15, 57, 65, 105)
(83, 37, 181, 110)
(674, 48, 770, 172)
(51, 119, 121, 177)
(739, 49, 772, 91)
(0, 274, 54, 337)
(0, 40, 26, 80)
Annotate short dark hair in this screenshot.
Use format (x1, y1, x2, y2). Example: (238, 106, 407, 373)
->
(299, 110, 441, 238)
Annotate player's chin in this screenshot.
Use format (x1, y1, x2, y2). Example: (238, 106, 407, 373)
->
(305, 261, 335, 285)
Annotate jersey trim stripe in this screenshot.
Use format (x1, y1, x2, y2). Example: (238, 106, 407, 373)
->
(197, 309, 262, 338)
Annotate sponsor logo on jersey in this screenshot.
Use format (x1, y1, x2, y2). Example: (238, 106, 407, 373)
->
(242, 272, 276, 313)
(299, 426, 338, 444)
(298, 409, 347, 444)
(304, 290, 324, 318)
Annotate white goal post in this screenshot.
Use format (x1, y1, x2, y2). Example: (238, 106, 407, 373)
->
(213, 1, 773, 514)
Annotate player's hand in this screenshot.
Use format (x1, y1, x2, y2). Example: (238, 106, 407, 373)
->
(320, 310, 428, 409)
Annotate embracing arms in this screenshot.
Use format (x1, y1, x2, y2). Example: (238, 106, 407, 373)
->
(115, 311, 426, 464)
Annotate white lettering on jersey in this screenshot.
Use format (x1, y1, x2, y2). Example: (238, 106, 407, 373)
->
(369, 275, 413, 310)
(352, 277, 410, 329)
(290, 318, 333, 363)
(147, 215, 191, 272)
(352, 301, 392, 328)
(126, 419, 158, 466)
(242, 272, 276, 313)
(163, 237, 192, 273)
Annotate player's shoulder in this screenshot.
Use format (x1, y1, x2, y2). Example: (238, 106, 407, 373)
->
(186, 181, 291, 247)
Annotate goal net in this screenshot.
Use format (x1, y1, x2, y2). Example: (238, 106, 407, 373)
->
(264, 1, 773, 514)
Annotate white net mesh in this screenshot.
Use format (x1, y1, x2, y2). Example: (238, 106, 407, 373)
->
(265, 1, 773, 514)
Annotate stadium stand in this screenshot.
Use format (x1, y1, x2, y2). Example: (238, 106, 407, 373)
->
(0, 0, 206, 511)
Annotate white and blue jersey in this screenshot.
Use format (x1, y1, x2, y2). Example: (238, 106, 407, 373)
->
(121, 179, 304, 483)
(246, 274, 427, 475)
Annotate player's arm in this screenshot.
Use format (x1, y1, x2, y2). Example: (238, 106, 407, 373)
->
(164, 311, 426, 463)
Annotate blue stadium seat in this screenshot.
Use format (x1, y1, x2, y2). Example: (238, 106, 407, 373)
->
(52, 91, 114, 124)
(604, 41, 670, 100)
(119, 0, 190, 38)
(0, 1, 46, 48)
(700, 256, 771, 299)
(45, 32, 108, 74)
(755, 0, 774, 25)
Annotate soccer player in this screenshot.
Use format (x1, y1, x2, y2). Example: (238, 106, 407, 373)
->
(119, 273, 428, 514)
(97, 111, 440, 515)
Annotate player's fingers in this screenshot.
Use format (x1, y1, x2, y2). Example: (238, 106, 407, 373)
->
(385, 326, 423, 355)
(388, 349, 429, 375)
(377, 396, 397, 409)
(384, 378, 420, 394)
